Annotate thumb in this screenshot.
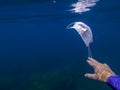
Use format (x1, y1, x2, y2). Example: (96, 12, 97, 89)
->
(84, 73, 96, 80)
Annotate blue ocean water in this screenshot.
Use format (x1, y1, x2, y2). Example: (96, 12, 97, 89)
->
(0, 0, 120, 90)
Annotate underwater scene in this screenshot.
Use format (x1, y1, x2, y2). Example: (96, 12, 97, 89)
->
(0, 0, 120, 90)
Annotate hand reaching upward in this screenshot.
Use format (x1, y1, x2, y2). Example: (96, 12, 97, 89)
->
(85, 57, 115, 82)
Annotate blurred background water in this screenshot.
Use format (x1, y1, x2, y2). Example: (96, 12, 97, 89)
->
(0, 0, 120, 90)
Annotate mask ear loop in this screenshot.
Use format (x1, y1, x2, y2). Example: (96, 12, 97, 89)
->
(88, 45, 92, 58)
(66, 22, 76, 29)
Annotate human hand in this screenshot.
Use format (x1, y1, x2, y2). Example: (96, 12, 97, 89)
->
(85, 57, 115, 82)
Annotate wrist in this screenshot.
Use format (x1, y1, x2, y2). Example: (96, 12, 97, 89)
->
(98, 71, 115, 82)
(105, 73, 115, 82)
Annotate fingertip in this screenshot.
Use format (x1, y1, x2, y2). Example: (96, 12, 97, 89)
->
(87, 60, 90, 63)
(84, 73, 90, 77)
(86, 60, 89, 63)
(84, 73, 96, 79)
(88, 57, 90, 59)
(84, 74, 88, 77)
(88, 57, 93, 60)
(84, 73, 91, 78)
(86, 59, 89, 62)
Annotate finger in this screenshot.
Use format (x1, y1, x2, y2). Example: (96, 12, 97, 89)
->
(87, 59, 96, 68)
(88, 58, 102, 67)
(84, 73, 96, 80)
(103, 63, 115, 74)
(103, 63, 110, 68)
(103, 63, 112, 71)
(88, 57, 101, 65)
(87, 59, 103, 73)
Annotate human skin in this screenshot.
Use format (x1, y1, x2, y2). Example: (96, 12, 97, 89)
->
(85, 57, 115, 82)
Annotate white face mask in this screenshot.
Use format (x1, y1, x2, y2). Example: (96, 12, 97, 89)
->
(67, 21, 93, 57)
(67, 21, 93, 47)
